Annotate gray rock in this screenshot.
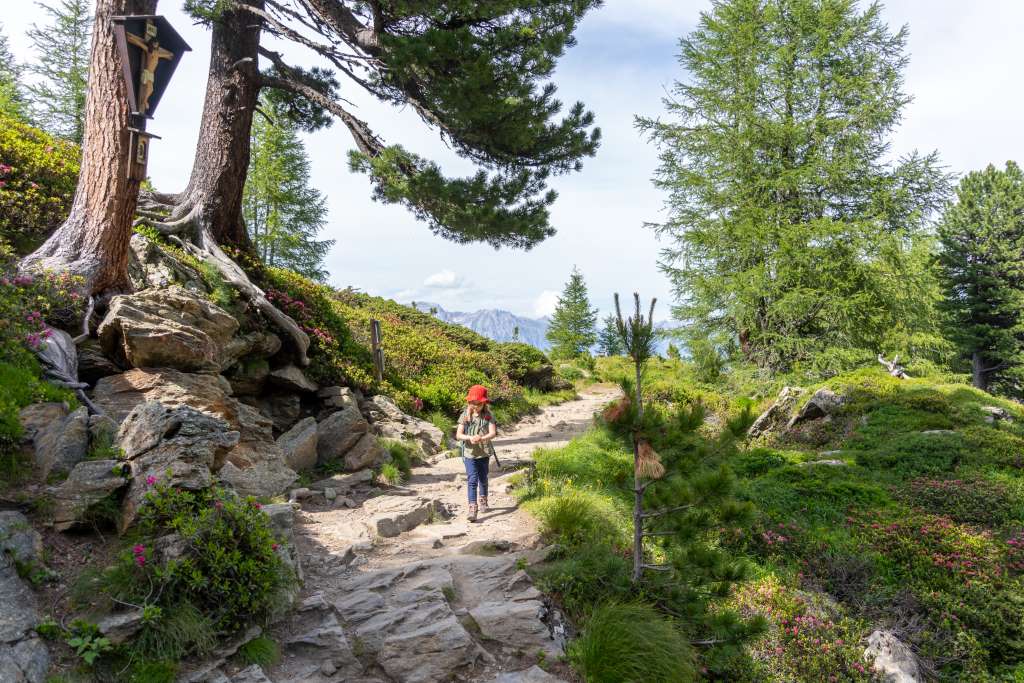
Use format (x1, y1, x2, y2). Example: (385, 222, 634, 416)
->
(344, 434, 387, 472)
(269, 365, 318, 393)
(20, 404, 89, 480)
(96, 609, 145, 645)
(864, 629, 921, 682)
(470, 600, 561, 656)
(217, 456, 297, 500)
(243, 392, 302, 434)
(748, 386, 804, 437)
(982, 405, 1013, 423)
(98, 286, 240, 372)
(490, 666, 566, 683)
(50, 460, 128, 532)
(277, 418, 318, 473)
(0, 512, 42, 568)
(317, 404, 368, 464)
(76, 338, 123, 385)
(262, 503, 303, 602)
(921, 429, 957, 436)
(798, 459, 847, 467)
(788, 387, 846, 429)
(310, 469, 373, 492)
(362, 496, 448, 538)
(127, 231, 207, 294)
(229, 665, 271, 683)
(323, 487, 337, 501)
(226, 358, 270, 397)
(0, 635, 49, 683)
(177, 625, 262, 683)
(366, 395, 445, 456)
(117, 402, 239, 532)
(316, 386, 355, 410)
(222, 332, 282, 374)
(268, 594, 360, 682)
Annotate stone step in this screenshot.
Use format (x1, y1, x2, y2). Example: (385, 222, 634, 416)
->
(362, 495, 449, 538)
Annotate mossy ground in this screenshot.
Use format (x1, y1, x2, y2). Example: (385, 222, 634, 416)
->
(524, 360, 1024, 680)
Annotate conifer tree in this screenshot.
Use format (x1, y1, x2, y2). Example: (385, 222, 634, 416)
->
(938, 161, 1024, 394)
(244, 95, 334, 281)
(26, 0, 92, 142)
(0, 24, 28, 121)
(597, 313, 625, 356)
(546, 267, 598, 358)
(639, 0, 948, 370)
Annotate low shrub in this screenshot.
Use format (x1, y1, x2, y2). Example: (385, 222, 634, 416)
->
(898, 475, 1018, 527)
(568, 603, 697, 683)
(237, 635, 280, 668)
(530, 486, 623, 547)
(533, 545, 635, 619)
(853, 431, 965, 477)
(0, 113, 79, 254)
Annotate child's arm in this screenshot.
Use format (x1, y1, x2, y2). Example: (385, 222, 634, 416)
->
(479, 420, 497, 443)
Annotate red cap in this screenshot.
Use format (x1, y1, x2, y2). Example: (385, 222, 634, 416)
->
(466, 385, 489, 404)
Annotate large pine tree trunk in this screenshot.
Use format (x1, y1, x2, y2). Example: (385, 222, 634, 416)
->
(972, 351, 989, 391)
(160, 0, 262, 247)
(22, 0, 158, 294)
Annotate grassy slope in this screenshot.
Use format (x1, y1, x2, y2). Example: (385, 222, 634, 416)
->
(524, 359, 1024, 681)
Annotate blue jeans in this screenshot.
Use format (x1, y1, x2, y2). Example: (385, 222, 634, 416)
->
(463, 457, 490, 504)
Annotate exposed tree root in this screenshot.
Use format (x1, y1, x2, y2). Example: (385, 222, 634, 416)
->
(137, 190, 311, 366)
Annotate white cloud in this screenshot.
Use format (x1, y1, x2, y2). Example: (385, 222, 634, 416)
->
(423, 269, 464, 289)
(533, 291, 560, 318)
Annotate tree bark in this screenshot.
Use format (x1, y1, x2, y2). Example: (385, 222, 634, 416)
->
(160, 0, 263, 247)
(21, 0, 159, 294)
(972, 351, 989, 391)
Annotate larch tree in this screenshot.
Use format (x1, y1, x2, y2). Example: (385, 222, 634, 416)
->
(26, 0, 92, 142)
(244, 94, 334, 281)
(0, 24, 29, 120)
(546, 266, 598, 358)
(21, 0, 158, 294)
(638, 0, 949, 371)
(937, 161, 1024, 395)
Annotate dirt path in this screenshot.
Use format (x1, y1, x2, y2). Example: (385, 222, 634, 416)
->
(267, 385, 619, 683)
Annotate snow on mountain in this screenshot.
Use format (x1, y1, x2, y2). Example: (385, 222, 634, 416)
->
(411, 302, 552, 350)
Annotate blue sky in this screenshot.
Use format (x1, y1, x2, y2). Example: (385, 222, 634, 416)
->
(4, 1, 1024, 319)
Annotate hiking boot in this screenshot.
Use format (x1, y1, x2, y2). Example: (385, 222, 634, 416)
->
(467, 503, 478, 522)
(479, 497, 489, 513)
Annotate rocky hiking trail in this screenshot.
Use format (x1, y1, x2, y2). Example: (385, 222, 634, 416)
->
(208, 385, 620, 683)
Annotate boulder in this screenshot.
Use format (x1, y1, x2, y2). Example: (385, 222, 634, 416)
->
(225, 358, 270, 396)
(222, 332, 282, 374)
(117, 402, 239, 532)
(93, 368, 236, 424)
(748, 386, 804, 438)
(316, 404, 369, 465)
(127, 232, 207, 294)
(982, 405, 1013, 423)
(787, 388, 846, 428)
(309, 469, 373, 493)
(262, 504, 302, 609)
(0, 513, 48, 683)
(96, 610, 145, 645)
(316, 386, 355, 411)
(344, 434, 388, 472)
(366, 395, 445, 455)
(76, 338, 123, 385)
(217, 455, 297, 501)
(864, 629, 921, 682)
(50, 460, 128, 532)
(269, 365, 318, 393)
(797, 459, 847, 468)
(242, 392, 302, 433)
(277, 418, 318, 473)
(18, 402, 89, 480)
(268, 594, 360, 683)
(98, 286, 239, 372)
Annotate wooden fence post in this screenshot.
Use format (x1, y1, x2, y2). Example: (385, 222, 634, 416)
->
(370, 319, 384, 382)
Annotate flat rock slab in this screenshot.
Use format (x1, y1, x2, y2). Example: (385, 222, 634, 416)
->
(490, 666, 566, 683)
(362, 496, 448, 538)
(326, 554, 560, 683)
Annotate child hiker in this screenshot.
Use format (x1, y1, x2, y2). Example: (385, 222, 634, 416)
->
(456, 384, 497, 522)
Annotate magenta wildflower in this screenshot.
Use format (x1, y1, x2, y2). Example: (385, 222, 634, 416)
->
(145, 475, 157, 487)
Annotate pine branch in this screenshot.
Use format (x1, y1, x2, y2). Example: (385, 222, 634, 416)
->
(641, 504, 693, 519)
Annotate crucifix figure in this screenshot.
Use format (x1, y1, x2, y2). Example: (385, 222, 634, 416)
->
(126, 20, 174, 115)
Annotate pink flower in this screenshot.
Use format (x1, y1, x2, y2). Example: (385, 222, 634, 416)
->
(271, 543, 279, 551)
(253, 502, 262, 510)
(132, 544, 145, 555)
(145, 475, 157, 487)
(214, 500, 223, 510)
(135, 555, 146, 567)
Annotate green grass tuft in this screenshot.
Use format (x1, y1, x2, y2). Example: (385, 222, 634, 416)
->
(237, 635, 280, 668)
(568, 603, 698, 683)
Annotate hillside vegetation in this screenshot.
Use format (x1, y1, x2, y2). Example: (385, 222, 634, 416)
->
(521, 359, 1024, 680)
